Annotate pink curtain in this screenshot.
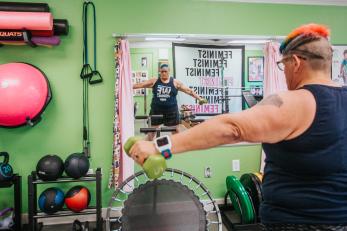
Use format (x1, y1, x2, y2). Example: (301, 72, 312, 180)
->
(109, 39, 134, 188)
(260, 42, 288, 172)
(263, 42, 288, 96)
(118, 40, 135, 182)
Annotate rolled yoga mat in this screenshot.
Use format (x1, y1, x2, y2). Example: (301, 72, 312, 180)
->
(0, 29, 54, 37)
(0, 29, 55, 39)
(0, 42, 53, 48)
(31, 30, 53, 37)
(0, 30, 30, 41)
(32, 20, 69, 37)
(0, 42, 28, 46)
(53, 19, 69, 36)
(0, 2, 49, 12)
(32, 36, 60, 46)
(1, 38, 60, 47)
(0, 30, 59, 46)
(0, 11, 53, 31)
(0, 37, 60, 47)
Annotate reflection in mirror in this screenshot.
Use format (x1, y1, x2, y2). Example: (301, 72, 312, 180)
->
(123, 34, 283, 139)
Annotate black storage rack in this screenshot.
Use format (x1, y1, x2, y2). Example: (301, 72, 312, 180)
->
(27, 168, 102, 231)
(219, 190, 261, 231)
(0, 174, 22, 231)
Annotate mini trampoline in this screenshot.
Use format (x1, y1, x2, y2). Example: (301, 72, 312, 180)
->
(106, 168, 222, 231)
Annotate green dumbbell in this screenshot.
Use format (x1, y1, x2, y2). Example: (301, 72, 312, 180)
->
(124, 136, 167, 179)
(198, 98, 208, 105)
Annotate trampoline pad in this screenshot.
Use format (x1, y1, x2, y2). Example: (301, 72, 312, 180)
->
(122, 179, 207, 231)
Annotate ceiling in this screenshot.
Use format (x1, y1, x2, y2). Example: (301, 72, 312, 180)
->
(207, 0, 347, 6)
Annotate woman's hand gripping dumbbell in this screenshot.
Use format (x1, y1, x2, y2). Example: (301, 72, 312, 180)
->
(124, 136, 167, 179)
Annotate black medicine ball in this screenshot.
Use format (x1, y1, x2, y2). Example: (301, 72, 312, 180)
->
(64, 153, 90, 179)
(36, 155, 64, 181)
(38, 187, 65, 214)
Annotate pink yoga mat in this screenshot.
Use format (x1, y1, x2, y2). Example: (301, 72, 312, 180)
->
(0, 11, 53, 30)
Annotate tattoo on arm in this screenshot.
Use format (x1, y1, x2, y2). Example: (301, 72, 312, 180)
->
(258, 94, 283, 107)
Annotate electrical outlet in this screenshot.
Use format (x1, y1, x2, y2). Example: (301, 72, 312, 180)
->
(232, 160, 240, 171)
(204, 167, 212, 178)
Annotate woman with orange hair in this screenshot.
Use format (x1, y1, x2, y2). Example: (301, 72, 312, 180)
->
(130, 24, 347, 230)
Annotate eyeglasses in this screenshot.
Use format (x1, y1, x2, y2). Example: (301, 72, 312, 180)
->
(277, 49, 325, 71)
(276, 56, 293, 71)
(276, 54, 310, 71)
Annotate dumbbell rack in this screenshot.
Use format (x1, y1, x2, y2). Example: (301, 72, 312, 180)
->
(0, 174, 22, 231)
(27, 168, 102, 231)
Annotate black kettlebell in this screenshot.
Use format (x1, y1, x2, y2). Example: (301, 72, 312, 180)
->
(0, 152, 13, 182)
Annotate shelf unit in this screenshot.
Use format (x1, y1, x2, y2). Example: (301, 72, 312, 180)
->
(0, 174, 22, 231)
(27, 168, 102, 231)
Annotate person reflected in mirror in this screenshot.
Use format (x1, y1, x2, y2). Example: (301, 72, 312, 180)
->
(133, 64, 207, 140)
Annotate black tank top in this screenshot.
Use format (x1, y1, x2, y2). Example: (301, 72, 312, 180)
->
(151, 77, 178, 109)
(261, 85, 347, 224)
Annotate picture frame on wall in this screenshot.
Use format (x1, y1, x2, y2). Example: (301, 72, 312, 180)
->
(132, 71, 148, 96)
(248, 56, 264, 82)
(332, 45, 347, 86)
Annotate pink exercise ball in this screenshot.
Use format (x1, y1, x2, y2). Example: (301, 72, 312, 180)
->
(0, 63, 51, 127)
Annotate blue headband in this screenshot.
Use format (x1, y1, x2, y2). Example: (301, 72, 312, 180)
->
(160, 64, 169, 69)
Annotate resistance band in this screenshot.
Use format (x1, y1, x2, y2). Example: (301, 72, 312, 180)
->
(80, 1, 103, 158)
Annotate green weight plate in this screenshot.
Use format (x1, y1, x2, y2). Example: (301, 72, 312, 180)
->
(240, 173, 263, 221)
(226, 176, 255, 224)
(227, 188, 242, 221)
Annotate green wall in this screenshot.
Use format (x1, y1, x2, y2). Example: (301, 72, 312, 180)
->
(0, 0, 346, 214)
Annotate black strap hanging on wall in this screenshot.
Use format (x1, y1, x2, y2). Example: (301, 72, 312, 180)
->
(80, 0, 103, 158)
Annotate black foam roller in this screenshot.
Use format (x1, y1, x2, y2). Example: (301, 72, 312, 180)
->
(0, 2, 50, 12)
(53, 19, 69, 36)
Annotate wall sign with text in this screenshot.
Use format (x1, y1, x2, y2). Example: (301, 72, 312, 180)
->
(173, 43, 244, 114)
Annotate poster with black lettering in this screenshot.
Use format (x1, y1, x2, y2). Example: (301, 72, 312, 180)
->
(173, 43, 244, 115)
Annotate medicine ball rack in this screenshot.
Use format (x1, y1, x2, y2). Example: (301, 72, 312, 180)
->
(27, 168, 102, 231)
(0, 174, 22, 231)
